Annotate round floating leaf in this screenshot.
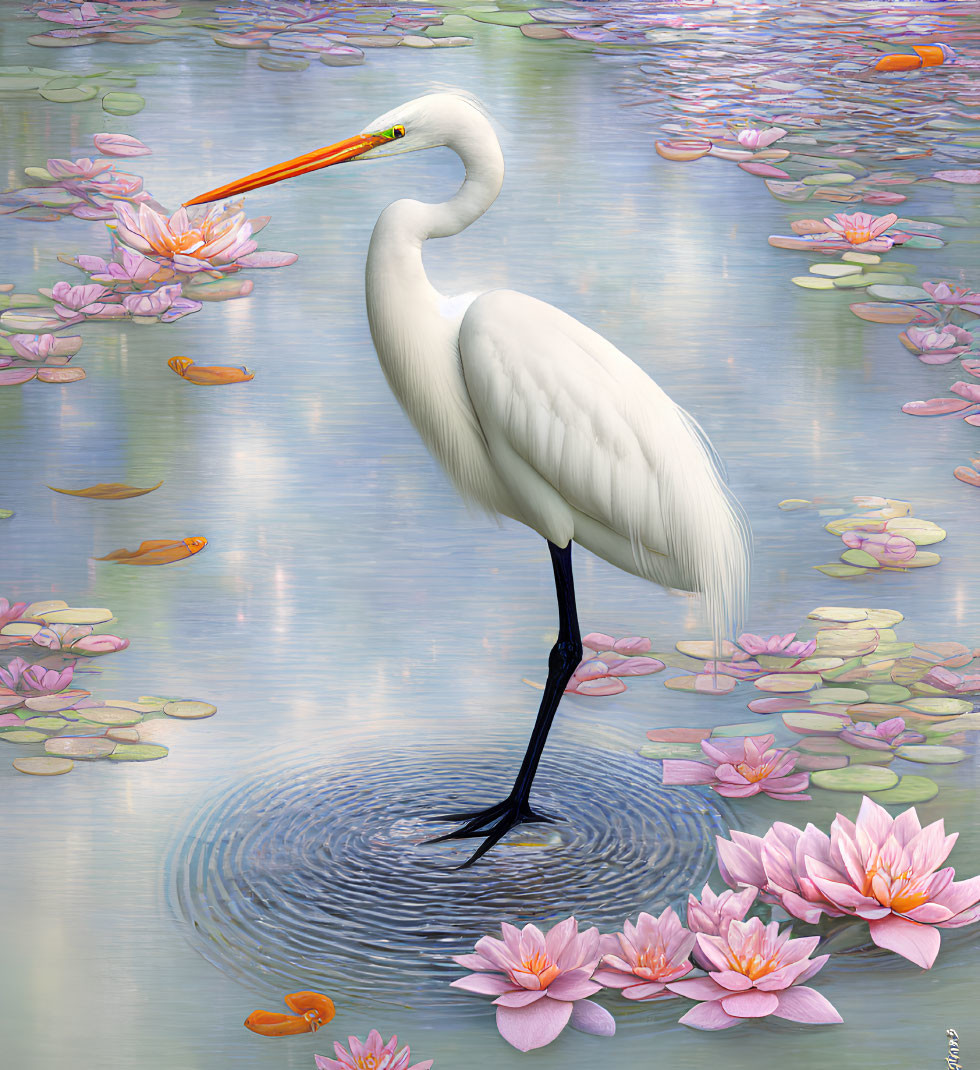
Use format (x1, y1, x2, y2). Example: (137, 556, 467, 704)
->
(809, 687, 869, 705)
(782, 711, 852, 735)
(796, 754, 849, 771)
(815, 563, 869, 578)
(23, 717, 68, 731)
(136, 696, 172, 711)
(101, 92, 145, 116)
(0, 729, 47, 744)
(865, 684, 912, 703)
(13, 756, 73, 776)
(258, 53, 309, 70)
(866, 285, 930, 302)
(755, 673, 822, 693)
(163, 700, 216, 719)
(809, 607, 869, 623)
(797, 738, 895, 763)
(106, 727, 140, 743)
(108, 743, 168, 762)
(809, 264, 862, 278)
(904, 697, 974, 716)
(82, 706, 143, 726)
(811, 765, 899, 792)
(45, 737, 114, 759)
(841, 549, 881, 568)
(894, 744, 966, 764)
(639, 741, 705, 760)
(39, 607, 113, 625)
(861, 609, 904, 627)
(39, 80, 98, 103)
(867, 775, 939, 804)
(792, 276, 835, 290)
(675, 640, 738, 660)
(102, 700, 160, 714)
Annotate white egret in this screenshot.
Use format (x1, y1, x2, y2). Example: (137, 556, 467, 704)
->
(186, 93, 751, 866)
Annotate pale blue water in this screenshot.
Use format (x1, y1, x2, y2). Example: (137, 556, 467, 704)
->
(1, 4, 978, 1069)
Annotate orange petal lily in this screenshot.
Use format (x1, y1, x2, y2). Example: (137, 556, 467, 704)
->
(168, 356, 254, 385)
(244, 992, 335, 1037)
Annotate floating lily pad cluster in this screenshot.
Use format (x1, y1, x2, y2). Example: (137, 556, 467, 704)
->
(0, 132, 296, 388)
(0, 62, 147, 114)
(23, 0, 190, 48)
(778, 494, 946, 578)
(0, 596, 215, 777)
(641, 603, 978, 805)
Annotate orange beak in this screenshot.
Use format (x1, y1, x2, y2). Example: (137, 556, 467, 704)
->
(183, 132, 390, 207)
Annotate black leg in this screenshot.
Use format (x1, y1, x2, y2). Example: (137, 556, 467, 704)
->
(427, 539, 582, 867)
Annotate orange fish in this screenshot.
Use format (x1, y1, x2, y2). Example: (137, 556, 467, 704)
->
(48, 481, 164, 500)
(95, 536, 207, 566)
(244, 992, 335, 1037)
(168, 356, 254, 385)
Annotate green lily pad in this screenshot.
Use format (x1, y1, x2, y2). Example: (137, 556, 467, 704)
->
(895, 744, 966, 764)
(864, 684, 912, 703)
(811, 764, 899, 792)
(755, 673, 822, 693)
(820, 657, 866, 680)
(796, 753, 849, 771)
(842, 251, 881, 264)
(809, 687, 869, 705)
(23, 716, 68, 731)
(809, 264, 862, 278)
(865, 284, 930, 302)
(0, 508, 13, 519)
(12, 756, 74, 775)
(108, 743, 168, 762)
(0, 729, 47, 744)
(81, 706, 143, 726)
(258, 53, 309, 71)
(797, 738, 895, 763)
(815, 563, 869, 578)
(27, 34, 98, 48)
(867, 775, 939, 805)
(39, 607, 113, 625)
(834, 273, 909, 290)
(39, 80, 98, 103)
(903, 697, 974, 716)
(163, 700, 216, 719)
(638, 741, 706, 760)
(901, 234, 944, 249)
(101, 92, 145, 116)
(841, 549, 881, 568)
(783, 711, 852, 735)
(792, 276, 835, 290)
(45, 737, 115, 759)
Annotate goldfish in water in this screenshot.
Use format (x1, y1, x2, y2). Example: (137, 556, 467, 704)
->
(95, 537, 207, 566)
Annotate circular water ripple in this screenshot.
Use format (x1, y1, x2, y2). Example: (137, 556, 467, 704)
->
(169, 741, 730, 1010)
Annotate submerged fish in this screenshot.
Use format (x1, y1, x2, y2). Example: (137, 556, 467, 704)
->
(95, 536, 207, 566)
(168, 356, 254, 385)
(244, 992, 335, 1037)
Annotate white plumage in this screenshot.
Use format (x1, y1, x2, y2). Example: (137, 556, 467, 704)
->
(361, 93, 750, 645)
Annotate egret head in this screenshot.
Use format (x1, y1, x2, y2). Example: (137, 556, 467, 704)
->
(184, 93, 491, 206)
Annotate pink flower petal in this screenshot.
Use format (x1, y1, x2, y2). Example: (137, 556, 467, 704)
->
(771, 986, 842, 1025)
(678, 1000, 741, 1030)
(720, 990, 779, 1018)
(568, 998, 616, 1036)
(868, 915, 941, 968)
(450, 974, 515, 996)
(495, 997, 572, 1052)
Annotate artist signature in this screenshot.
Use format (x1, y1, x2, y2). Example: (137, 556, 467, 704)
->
(947, 1029, 963, 1070)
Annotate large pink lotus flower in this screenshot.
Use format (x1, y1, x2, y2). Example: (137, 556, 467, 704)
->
(666, 918, 841, 1030)
(838, 716, 925, 750)
(662, 734, 811, 801)
(77, 249, 165, 288)
(0, 599, 28, 630)
(314, 1030, 432, 1070)
(112, 201, 295, 273)
(45, 157, 115, 181)
(36, 3, 110, 29)
(91, 171, 144, 199)
(31, 625, 129, 656)
(717, 798, 980, 968)
(565, 633, 665, 696)
(904, 325, 974, 364)
(9, 334, 83, 362)
(921, 667, 980, 694)
(923, 282, 980, 313)
(594, 907, 695, 1000)
(451, 917, 614, 1051)
(736, 127, 787, 149)
(686, 884, 757, 968)
(737, 633, 816, 659)
(122, 283, 202, 322)
(0, 657, 73, 696)
(821, 211, 899, 251)
(841, 529, 917, 564)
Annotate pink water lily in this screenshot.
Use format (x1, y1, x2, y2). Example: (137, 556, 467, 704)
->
(594, 907, 695, 1000)
(45, 157, 115, 181)
(717, 798, 980, 968)
(451, 917, 614, 1051)
(838, 717, 925, 749)
(922, 281, 980, 312)
(36, 3, 110, 28)
(904, 325, 974, 363)
(662, 734, 811, 801)
(91, 171, 144, 199)
(31, 624, 129, 656)
(737, 633, 816, 659)
(0, 657, 73, 696)
(565, 632, 664, 695)
(122, 283, 202, 321)
(112, 201, 295, 273)
(736, 127, 787, 149)
(0, 599, 28, 630)
(92, 133, 152, 158)
(921, 667, 980, 694)
(48, 281, 124, 322)
(314, 1030, 432, 1070)
(821, 211, 899, 251)
(9, 334, 83, 361)
(841, 529, 917, 564)
(77, 249, 165, 288)
(686, 883, 757, 957)
(667, 918, 840, 1030)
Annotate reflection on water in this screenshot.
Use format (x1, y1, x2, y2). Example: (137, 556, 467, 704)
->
(1, 2, 979, 1069)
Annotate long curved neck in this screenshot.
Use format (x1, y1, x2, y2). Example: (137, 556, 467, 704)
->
(364, 121, 506, 510)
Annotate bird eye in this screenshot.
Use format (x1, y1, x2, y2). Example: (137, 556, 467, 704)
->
(392, 125, 406, 139)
